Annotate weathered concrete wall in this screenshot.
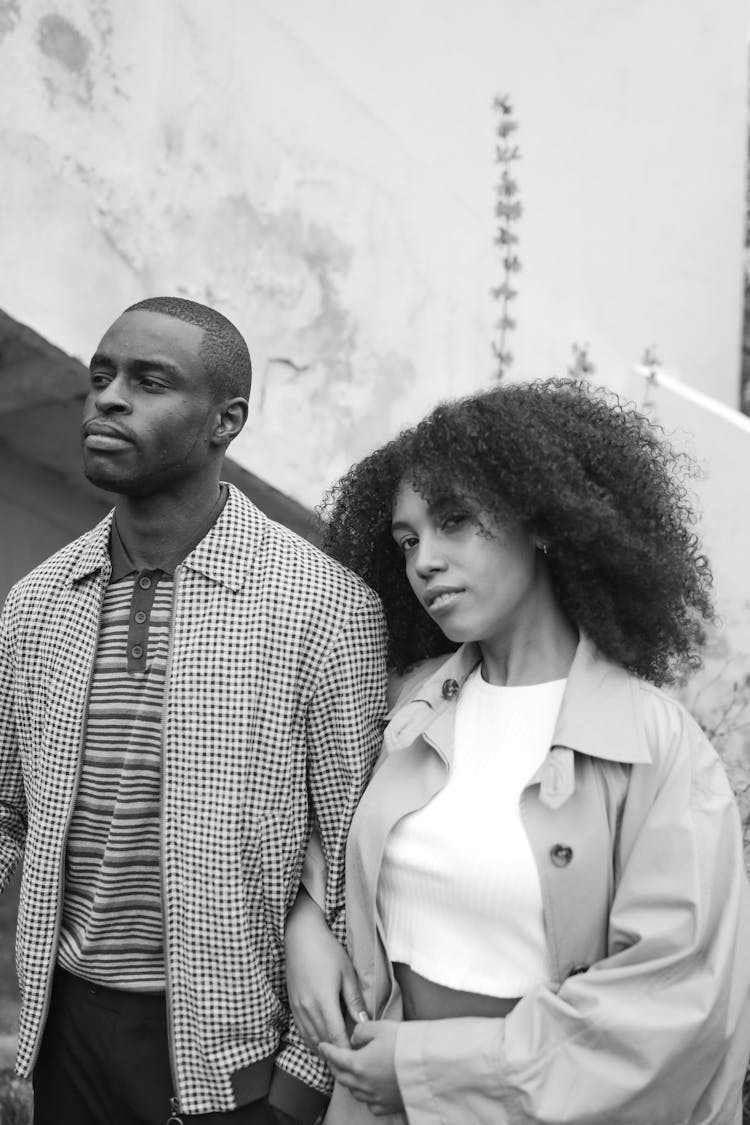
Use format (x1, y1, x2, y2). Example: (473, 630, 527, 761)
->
(626, 369, 750, 854)
(0, 0, 746, 507)
(627, 370, 750, 653)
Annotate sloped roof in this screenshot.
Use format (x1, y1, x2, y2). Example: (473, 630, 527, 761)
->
(0, 307, 318, 541)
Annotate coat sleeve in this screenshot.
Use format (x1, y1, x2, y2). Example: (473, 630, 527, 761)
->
(0, 588, 27, 893)
(394, 711, 750, 1125)
(273, 590, 388, 1122)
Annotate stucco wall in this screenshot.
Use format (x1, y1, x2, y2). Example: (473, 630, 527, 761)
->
(625, 370, 750, 819)
(0, 0, 746, 507)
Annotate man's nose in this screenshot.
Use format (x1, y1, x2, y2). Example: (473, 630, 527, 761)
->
(94, 374, 130, 412)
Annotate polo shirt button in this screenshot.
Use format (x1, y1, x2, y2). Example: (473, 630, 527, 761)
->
(134, 610, 147, 624)
(441, 678, 460, 700)
(131, 644, 144, 659)
(138, 575, 152, 590)
(550, 843, 573, 867)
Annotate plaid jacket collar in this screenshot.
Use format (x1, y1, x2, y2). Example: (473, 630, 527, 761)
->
(69, 483, 262, 592)
(386, 634, 651, 766)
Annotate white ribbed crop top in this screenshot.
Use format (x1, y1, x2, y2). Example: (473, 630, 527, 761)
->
(378, 667, 566, 998)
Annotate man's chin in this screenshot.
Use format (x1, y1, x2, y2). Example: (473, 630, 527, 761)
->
(83, 464, 138, 496)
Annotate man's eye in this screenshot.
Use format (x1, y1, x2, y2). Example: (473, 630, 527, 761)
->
(140, 377, 166, 391)
(90, 372, 111, 389)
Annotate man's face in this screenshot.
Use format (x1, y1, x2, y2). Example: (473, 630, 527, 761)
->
(82, 310, 218, 497)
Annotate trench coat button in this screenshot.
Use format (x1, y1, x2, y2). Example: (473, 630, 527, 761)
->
(568, 963, 588, 976)
(550, 843, 573, 867)
(441, 678, 460, 700)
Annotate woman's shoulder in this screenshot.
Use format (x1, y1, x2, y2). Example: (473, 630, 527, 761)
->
(632, 676, 703, 751)
(629, 676, 737, 802)
(386, 654, 455, 713)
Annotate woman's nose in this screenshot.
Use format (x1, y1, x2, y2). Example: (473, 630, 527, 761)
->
(413, 537, 446, 578)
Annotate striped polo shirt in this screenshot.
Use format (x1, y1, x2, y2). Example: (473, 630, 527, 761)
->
(57, 521, 175, 990)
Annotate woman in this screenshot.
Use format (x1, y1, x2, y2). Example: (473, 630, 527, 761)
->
(285, 379, 750, 1124)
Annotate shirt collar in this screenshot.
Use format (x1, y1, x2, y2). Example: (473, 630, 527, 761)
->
(181, 483, 264, 591)
(385, 634, 651, 766)
(109, 515, 141, 581)
(70, 483, 263, 592)
(108, 484, 230, 581)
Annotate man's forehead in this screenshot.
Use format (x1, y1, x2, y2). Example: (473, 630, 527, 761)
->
(95, 309, 204, 357)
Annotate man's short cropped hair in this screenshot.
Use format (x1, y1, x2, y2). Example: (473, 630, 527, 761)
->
(125, 296, 252, 400)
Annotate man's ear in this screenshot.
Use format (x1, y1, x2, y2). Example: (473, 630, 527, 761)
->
(213, 398, 249, 447)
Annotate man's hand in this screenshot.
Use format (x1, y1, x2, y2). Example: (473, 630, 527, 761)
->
(319, 1020, 404, 1117)
(285, 887, 368, 1050)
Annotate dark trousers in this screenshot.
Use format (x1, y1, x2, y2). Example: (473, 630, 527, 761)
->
(33, 969, 279, 1125)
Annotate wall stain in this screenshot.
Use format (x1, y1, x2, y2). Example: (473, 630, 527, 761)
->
(0, 0, 20, 43)
(87, 0, 124, 98)
(36, 13, 93, 105)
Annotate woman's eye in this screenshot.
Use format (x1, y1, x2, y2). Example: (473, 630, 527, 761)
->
(398, 535, 418, 555)
(441, 513, 468, 531)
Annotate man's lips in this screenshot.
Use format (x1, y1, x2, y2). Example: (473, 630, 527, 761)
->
(424, 586, 465, 611)
(82, 421, 133, 448)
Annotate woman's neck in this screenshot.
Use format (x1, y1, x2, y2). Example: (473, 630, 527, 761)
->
(479, 604, 578, 687)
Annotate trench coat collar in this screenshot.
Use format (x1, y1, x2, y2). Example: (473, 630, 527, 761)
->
(384, 634, 652, 766)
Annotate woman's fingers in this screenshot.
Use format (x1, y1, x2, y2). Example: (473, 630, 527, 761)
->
(318, 1041, 357, 1078)
(318, 1041, 347, 1067)
(350, 1020, 378, 1046)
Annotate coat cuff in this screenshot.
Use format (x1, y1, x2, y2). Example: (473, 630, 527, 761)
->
(395, 1018, 515, 1125)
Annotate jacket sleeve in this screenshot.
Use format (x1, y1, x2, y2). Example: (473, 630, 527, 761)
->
(273, 590, 388, 1120)
(299, 823, 327, 910)
(394, 712, 750, 1125)
(0, 589, 27, 893)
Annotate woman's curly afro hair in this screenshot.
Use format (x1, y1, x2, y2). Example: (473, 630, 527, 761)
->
(319, 378, 714, 685)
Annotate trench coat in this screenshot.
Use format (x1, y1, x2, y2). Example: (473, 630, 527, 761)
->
(322, 637, 750, 1125)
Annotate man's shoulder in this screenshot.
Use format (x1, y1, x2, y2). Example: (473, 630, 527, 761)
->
(3, 519, 109, 611)
(247, 500, 380, 610)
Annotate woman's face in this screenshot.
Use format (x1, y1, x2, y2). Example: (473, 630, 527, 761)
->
(391, 479, 540, 649)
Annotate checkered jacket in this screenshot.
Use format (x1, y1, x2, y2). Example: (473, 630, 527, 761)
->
(0, 484, 387, 1117)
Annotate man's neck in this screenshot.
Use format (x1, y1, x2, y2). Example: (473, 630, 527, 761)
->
(113, 480, 227, 572)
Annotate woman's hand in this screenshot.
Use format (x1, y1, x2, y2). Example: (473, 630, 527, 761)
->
(319, 1021, 404, 1117)
(285, 886, 368, 1050)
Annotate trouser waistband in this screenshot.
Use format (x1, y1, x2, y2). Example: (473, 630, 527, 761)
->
(53, 966, 167, 1014)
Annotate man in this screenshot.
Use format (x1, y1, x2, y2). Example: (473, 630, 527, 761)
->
(0, 297, 387, 1124)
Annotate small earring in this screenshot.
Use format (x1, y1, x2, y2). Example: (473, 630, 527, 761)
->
(537, 542, 549, 556)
